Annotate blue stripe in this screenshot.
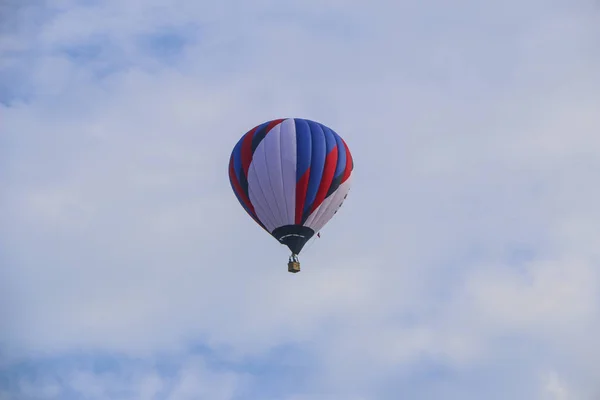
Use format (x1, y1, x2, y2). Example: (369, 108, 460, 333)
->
(232, 137, 244, 187)
(233, 134, 252, 201)
(303, 120, 326, 214)
(322, 125, 337, 159)
(251, 121, 271, 153)
(331, 130, 346, 178)
(295, 119, 312, 181)
(229, 139, 256, 220)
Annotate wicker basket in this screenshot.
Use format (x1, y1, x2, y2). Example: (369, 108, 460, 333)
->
(288, 261, 301, 273)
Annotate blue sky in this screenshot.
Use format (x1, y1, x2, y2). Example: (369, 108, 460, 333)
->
(2, 0, 600, 399)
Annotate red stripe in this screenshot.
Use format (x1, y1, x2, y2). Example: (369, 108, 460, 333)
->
(229, 156, 256, 217)
(295, 168, 310, 224)
(309, 146, 338, 214)
(241, 127, 258, 177)
(265, 118, 285, 134)
(341, 138, 353, 183)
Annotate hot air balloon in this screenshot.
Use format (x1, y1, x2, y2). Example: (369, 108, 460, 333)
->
(228, 118, 354, 273)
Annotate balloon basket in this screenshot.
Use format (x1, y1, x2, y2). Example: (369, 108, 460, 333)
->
(288, 260, 301, 273)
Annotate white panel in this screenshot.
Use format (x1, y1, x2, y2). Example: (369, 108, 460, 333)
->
(304, 176, 352, 233)
(250, 152, 283, 229)
(247, 165, 278, 232)
(248, 120, 302, 232)
(304, 193, 332, 227)
(279, 118, 297, 225)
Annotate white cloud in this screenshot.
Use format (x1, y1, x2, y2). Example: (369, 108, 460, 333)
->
(167, 357, 243, 400)
(540, 371, 578, 400)
(0, 354, 245, 400)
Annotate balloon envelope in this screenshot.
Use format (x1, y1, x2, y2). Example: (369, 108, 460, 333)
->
(228, 118, 354, 255)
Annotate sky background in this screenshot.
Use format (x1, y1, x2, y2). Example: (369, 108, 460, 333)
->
(1, 0, 600, 399)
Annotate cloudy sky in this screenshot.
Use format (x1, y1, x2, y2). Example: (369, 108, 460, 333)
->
(1, 0, 600, 399)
